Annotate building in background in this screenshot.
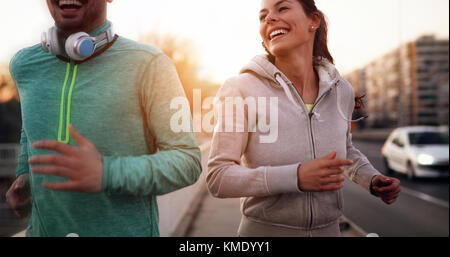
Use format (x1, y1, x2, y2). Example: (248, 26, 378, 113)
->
(345, 35, 449, 129)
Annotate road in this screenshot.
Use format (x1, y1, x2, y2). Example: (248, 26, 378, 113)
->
(344, 140, 449, 237)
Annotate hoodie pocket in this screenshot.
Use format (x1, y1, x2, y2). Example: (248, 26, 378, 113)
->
(260, 193, 309, 228)
(262, 195, 282, 215)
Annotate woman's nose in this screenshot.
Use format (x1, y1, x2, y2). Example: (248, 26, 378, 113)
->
(265, 13, 278, 23)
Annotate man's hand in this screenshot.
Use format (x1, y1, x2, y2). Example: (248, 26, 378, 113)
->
(6, 174, 32, 218)
(29, 125, 103, 193)
(297, 151, 353, 192)
(371, 175, 401, 205)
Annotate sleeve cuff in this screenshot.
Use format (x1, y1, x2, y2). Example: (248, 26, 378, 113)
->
(15, 169, 29, 178)
(353, 164, 381, 192)
(265, 163, 303, 195)
(369, 175, 379, 196)
(101, 155, 112, 194)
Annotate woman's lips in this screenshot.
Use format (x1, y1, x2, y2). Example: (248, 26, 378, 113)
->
(270, 33, 288, 42)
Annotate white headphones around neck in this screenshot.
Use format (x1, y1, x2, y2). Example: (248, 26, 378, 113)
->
(41, 24, 115, 61)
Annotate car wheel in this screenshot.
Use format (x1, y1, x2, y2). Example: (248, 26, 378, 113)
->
(407, 161, 416, 180)
(383, 157, 394, 175)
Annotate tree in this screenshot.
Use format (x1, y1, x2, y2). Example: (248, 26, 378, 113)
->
(0, 71, 19, 103)
(0, 68, 21, 143)
(139, 32, 219, 112)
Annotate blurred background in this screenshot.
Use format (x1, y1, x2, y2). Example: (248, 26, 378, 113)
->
(0, 0, 448, 237)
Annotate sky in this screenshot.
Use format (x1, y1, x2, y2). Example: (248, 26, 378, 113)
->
(0, 0, 448, 83)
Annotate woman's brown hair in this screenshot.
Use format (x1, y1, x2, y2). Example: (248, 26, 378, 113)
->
(264, 0, 366, 111)
(297, 0, 334, 65)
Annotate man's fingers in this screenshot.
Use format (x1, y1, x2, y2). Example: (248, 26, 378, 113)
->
(28, 154, 74, 168)
(42, 181, 79, 192)
(33, 140, 79, 156)
(13, 199, 32, 218)
(32, 166, 75, 179)
(7, 194, 31, 218)
(13, 180, 24, 191)
(69, 125, 94, 149)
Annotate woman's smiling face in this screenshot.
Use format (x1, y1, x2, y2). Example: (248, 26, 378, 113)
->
(259, 0, 319, 58)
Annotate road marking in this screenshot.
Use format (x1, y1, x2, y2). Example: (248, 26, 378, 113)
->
(401, 187, 449, 208)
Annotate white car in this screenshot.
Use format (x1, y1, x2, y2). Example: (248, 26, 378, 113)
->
(381, 126, 449, 180)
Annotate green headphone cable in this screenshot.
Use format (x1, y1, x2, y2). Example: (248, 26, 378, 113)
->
(57, 63, 78, 144)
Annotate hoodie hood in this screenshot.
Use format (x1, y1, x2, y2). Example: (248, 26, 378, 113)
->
(239, 55, 352, 120)
(240, 54, 341, 90)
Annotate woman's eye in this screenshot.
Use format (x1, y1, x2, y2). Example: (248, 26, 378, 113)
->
(259, 15, 267, 21)
(279, 7, 289, 12)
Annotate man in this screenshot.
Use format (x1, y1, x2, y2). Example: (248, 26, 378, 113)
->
(6, 0, 202, 237)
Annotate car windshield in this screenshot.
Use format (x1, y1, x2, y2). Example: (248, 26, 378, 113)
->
(408, 131, 449, 145)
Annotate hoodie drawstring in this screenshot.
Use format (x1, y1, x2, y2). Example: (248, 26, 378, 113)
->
(335, 81, 367, 123)
(274, 73, 303, 111)
(275, 74, 366, 123)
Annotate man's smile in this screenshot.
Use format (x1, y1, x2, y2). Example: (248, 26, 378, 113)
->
(56, 0, 84, 17)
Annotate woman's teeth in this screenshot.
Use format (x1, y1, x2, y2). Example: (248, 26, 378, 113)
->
(270, 29, 288, 40)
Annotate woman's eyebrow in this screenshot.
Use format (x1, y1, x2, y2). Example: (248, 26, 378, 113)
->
(275, 0, 291, 7)
(260, 0, 291, 14)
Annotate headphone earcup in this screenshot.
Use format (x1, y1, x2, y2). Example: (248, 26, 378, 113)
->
(41, 31, 49, 52)
(65, 32, 94, 61)
(42, 27, 62, 56)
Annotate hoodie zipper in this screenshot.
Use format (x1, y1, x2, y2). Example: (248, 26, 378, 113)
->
(290, 80, 337, 229)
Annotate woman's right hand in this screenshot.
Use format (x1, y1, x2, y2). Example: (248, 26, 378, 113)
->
(297, 151, 353, 192)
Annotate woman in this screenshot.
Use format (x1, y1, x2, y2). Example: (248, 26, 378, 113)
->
(207, 0, 401, 237)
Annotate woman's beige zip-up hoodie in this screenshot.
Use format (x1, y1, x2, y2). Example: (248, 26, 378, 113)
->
(207, 55, 381, 235)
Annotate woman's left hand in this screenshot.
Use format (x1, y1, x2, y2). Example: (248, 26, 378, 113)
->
(29, 125, 103, 194)
(371, 175, 401, 205)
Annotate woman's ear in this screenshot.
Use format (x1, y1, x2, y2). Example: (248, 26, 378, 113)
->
(310, 12, 321, 31)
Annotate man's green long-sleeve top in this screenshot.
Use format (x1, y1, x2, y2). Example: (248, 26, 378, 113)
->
(10, 21, 202, 237)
